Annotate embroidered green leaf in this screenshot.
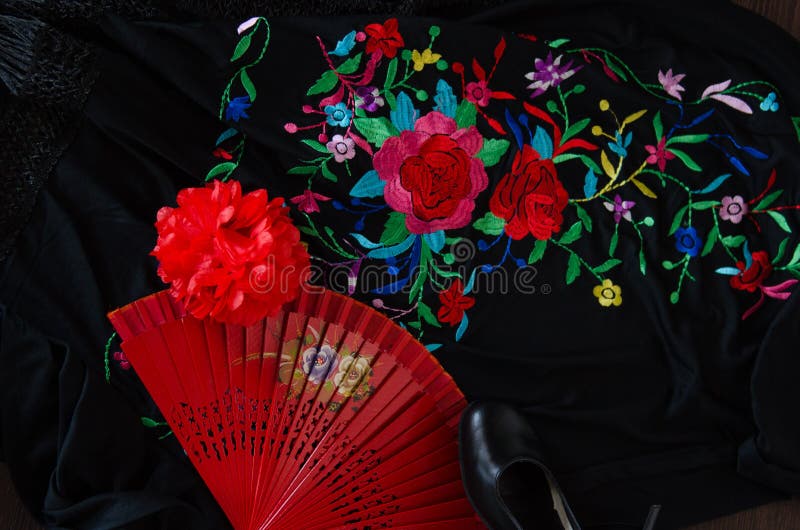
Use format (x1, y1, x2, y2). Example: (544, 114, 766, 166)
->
(141, 417, 167, 428)
(476, 139, 510, 167)
(546, 100, 559, 113)
(384, 58, 398, 91)
(384, 91, 397, 110)
(553, 153, 602, 174)
(240, 69, 256, 102)
(307, 69, 339, 96)
(473, 211, 506, 235)
(787, 243, 800, 267)
(668, 205, 689, 235)
(320, 160, 337, 182)
(206, 161, 236, 180)
(409, 245, 430, 301)
(609, 228, 619, 256)
(231, 33, 252, 61)
(562, 118, 591, 142)
(653, 111, 663, 140)
(574, 203, 593, 233)
(773, 237, 790, 264)
(604, 53, 628, 81)
(767, 210, 792, 233)
(661, 260, 681, 270)
(528, 239, 547, 264)
(406, 320, 421, 330)
(632, 178, 657, 198)
(418, 301, 442, 328)
(455, 100, 477, 128)
(298, 225, 316, 237)
(666, 134, 709, 145)
(600, 150, 615, 178)
(565, 253, 581, 285)
(593, 258, 621, 274)
(380, 211, 409, 246)
(353, 117, 399, 147)
(792, 117, 800, 143)
(287, 165, 318, 175)
(639, 249, 647, 275)
(701, 224, 718, 256)
(690, 200, 720, 210)
(301, 139, 330, 154)
(622, 109, 647, 128)
(668, 148, 702, 172)
(558, 221, 582, 245)
(721, 235, 746, 248)
(336, 53, 363, 75)
(548, 38, 570, 49)
(754, 190, 783, 211)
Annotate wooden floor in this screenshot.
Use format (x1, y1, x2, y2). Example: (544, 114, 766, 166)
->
(2, 1, 799, 529)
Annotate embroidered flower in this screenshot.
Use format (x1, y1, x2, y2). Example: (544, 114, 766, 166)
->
(524, 53, 581, 98)
(326, 134, 356, 163)
(290, 189, 332, 213)
(760, 92, 779, 112)
(603, 195, 635, 223)
(489, 145, 568, 240)
(212, 147, 233, 160)
(113, 351, 131, 370)
(437, 279, 475, 326)
(658, 69, 686, 100)
(730, 250, 772, 293)
(237, 17, 259, 35)
(301, 344, 339, 383)
(333, 356, 371, 396)
(324, 102, 353, 127)
(411, 48, 441, 71)
(719, 195, 748, 224)
(644, 137, 676, 172)
(608, 131, 632, 157)
(373, 111, 487, 234)
(674, 226, 702, 257)
(465, 80, 492, 107)
(364, 18, 404, 58)
(225, 96, 251, 122)
(152, 180, 310, 326)
(355, 86, 385, 112)
(593, 279, 622, 307)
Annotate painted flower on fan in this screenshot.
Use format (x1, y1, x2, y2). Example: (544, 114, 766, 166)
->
(355, 86, 385, 112)
(333, 356, 371, 396)
(524, 53, 581, 98)
(326, 134, 356, 163)
(437, 279, 475, 326)
(604, 195, 635, 224)
(364, 18, 404, 58)
(324, 102, 353, 127)
(674, 226, 702, 257)
(225, 96, 251, 122)
(644, 137, 676, 172)
(489, 145, 568, 240)
(658, 69, 686, 100)
(152, 179, 310, 326)
(290, 189, 332, 214)
(373, 111, 487, 234)
(411, 48, 441, 71)
(719, 195, 749, 224)
(593, 279, 622, 307)
(465, 80, 492, 107)
(301, 344, 340, 383)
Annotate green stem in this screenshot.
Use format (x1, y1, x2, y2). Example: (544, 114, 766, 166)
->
(103, 331, 118, 383)
(219, 18, 272, 120)
(550, 239, 603, 281)
(302, 214, 357, 259)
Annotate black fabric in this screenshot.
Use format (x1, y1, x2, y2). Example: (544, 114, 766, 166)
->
(2, 1, 800, 529)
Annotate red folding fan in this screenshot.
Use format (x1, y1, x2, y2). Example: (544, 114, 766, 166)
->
(108, 286, 483, 530)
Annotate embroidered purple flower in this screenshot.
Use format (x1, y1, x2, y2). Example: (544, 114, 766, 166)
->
(225, 96, 251, 122)
(301, 344, 339, 383)
(524, 53, 581, 98)
(644, 137, 676, 172)
(603, 195, 635, 223)
(719, 195, 749, 224)
(290, 189, 332, 213)
(674, 227, 702, 257)
(657, 69, 686, 100)
(113, 351, 131, 370)
(324, 102, 353, 127)
(355, 86, 385, 112)
(326, 134, 356, 163)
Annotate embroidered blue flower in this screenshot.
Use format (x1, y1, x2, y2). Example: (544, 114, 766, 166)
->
(759, 92, 779, 112)
(608, 131, 632, 157)
(674, 227, 702, 257)
(324, 102, 354, 127)
(226, 96, 251, 122)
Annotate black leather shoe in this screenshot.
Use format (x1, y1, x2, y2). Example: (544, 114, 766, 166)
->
(458, 401, 581, 530)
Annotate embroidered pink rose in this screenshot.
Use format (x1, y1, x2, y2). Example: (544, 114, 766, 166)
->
(372, 111, 487, 234)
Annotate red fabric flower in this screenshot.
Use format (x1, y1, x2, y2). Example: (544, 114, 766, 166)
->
(364, 18, 404, 58)
(730, 251, 772, 293)
(152, 180, 310, 326)
(489, 145, 569, 240)
(437, 279, 475, 326)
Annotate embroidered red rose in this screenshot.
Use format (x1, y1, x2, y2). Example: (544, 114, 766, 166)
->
(152, 180, 310, 326)
(730, 250, 772, 293)
(489, 145, 568, 240)
(437, 279, 475, 326)
(373, 111, 487, 234)
(364, 18, 404, 59)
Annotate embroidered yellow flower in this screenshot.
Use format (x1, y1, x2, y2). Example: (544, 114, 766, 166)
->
(593, 279, 622, 307)
(411, 48, 441, 71)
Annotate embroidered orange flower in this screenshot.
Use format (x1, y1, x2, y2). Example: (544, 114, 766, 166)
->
(437, 279, 475, 326)
(364, 18, 404, 59)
